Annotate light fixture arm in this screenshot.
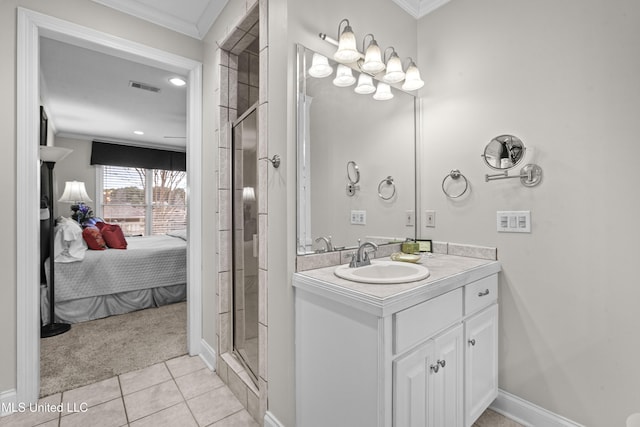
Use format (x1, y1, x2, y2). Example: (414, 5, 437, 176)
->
(337, 18, 351, 40)
(404, 57, 416, 68)
(362, 33, 375, 52)
(383, 46, 397, 62)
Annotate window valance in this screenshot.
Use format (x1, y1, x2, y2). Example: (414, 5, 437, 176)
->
(90, 141, 186, 171)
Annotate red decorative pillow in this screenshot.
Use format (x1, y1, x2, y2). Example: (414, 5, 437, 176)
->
(101, 224, 127, 249)
(82, 226, 107, 250)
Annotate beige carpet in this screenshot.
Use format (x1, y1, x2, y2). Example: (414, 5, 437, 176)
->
(40, 301, 187, 397)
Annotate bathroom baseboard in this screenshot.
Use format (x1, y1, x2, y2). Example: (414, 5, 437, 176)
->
(491, 389, 585, 427)
(198, 338, 217, 372)
(264, 410, 285, 427)
(0, 388, 17, 417)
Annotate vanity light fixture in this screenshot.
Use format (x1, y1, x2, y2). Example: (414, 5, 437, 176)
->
(383, 48, 405, 83)
(373, 82, 393, 101)
(318, 18, 424, 92)
(334, 19, 360, 63)
(361, 34, 385, 74)
(401, 58, 424, 91)
(308, 53, 333, 78)
(333, 64, 356, 87)
(354, 73, 376, 94)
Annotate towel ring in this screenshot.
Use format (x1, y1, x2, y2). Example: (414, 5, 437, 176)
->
(442, 169, 469, 198)
(378, 176, 396, 200)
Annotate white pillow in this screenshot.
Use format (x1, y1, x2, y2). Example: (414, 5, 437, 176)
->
(53, 217, 87, 263)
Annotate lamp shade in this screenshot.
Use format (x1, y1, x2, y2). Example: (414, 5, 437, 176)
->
(361, 39, 385, 74)
(333, 64, 356, 87)
(354, 74, 376, 94)
(373, 82, 394, 101)
(58, 181, 92, 203)
(383, 51, 405, 83)
(243, 186, 256, 201)
(334, 24, 359, 63)
(308, 53, 333, 78)
(39, 146, 73, 163)
(401, 61, 424, 91)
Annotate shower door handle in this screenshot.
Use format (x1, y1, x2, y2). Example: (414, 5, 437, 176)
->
(253, 234, 258, 258)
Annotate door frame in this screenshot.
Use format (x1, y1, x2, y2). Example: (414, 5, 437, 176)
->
(16, 7, 203, 403)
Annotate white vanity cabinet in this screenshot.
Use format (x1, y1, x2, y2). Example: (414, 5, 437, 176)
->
(463, 275, 499, 427)
(293, 256, 500, 427)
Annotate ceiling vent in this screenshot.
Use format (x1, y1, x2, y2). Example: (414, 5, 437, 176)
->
(129, 81, 161, 93)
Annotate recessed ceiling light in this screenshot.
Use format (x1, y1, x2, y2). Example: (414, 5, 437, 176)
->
(169, 77, 186, 87)
(133, 130, 144, 135)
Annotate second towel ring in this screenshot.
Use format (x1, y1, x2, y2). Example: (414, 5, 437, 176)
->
(442, 169, 469, 198)
(378, 176, 396, 201)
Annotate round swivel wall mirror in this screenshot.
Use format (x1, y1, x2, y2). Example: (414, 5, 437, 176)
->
(482, 135, 526, 170)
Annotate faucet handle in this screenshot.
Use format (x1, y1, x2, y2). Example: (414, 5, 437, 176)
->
(348, 252, 358, 268)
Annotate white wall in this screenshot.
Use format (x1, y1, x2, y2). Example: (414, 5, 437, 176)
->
(417, 0, 640, 425)
(1, 0, 202, 396)
(53, 137, 96, 219)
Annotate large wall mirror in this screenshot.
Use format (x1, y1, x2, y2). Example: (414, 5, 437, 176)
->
(296, 44, 417, 255)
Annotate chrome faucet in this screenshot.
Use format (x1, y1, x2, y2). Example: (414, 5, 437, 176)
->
(314, 236, 333, 252)
(350, 241, 378, 268)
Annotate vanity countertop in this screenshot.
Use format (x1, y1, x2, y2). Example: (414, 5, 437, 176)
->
(293, 254, 501, 317)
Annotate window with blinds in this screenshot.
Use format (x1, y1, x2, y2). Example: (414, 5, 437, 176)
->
(101, 165, 186, 236)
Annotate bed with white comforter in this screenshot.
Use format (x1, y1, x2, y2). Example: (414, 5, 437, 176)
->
(42, 233, 187, 324)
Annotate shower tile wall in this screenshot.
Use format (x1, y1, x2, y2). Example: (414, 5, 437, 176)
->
(215, 1, 267, 424)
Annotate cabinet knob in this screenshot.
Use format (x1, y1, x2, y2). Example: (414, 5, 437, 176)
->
(438, 359, 446, 368)
(478, 289, 490, 297)
(468, 339, 476, 346)
(430, 364, 439, 373)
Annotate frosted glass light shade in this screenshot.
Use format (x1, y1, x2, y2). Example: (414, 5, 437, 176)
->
(333, 64, 356, 87)
(308, 53, 333, 78)
(402, 61, 424, 91)
(58, 181, 92, 203)
(334, 25, 360, 63)
(361, 40, 385, 74)
(373, 82, 394, 101)
(354, 74, 376, 94)
(383, 52, 405, 83)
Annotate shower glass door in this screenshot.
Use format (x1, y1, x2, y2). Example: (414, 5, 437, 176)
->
(231, 105, 259, 385)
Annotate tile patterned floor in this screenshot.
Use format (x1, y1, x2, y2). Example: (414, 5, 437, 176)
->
(0, 355, 258, 427)
(1, 353, 522, 427)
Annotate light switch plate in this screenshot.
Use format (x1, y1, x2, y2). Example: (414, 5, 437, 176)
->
(497, 211, 531, 233)
(425, 210, 436, 228)
(351, 210, 366, 225)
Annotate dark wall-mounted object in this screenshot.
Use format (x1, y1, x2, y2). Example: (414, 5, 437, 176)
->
(40, 106, 48, 146)
(90, 140, 186, 171)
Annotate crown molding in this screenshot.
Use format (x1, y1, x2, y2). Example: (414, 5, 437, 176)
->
(91, 0, 228, 40)
(391, 0, 452, 18)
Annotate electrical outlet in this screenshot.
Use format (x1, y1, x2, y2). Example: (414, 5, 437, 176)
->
(350, 210, 366, 225)
(405, 210, 414, 227)
(425, 210, 436, 228)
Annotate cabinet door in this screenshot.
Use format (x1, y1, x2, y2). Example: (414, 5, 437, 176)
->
(394, 340, 435, 427)
(394, 324, 464, 427)
(433, 324, 464, 427)
(465, 304, 499, 427)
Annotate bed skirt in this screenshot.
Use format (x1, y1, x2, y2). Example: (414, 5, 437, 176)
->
(40, 283, 186, 324)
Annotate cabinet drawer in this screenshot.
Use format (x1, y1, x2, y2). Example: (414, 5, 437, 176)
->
(464, 275, 498, 315)
(394, 288, 462, 354)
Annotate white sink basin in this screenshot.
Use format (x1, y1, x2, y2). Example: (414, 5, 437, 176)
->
(334, 260, 430, 284)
